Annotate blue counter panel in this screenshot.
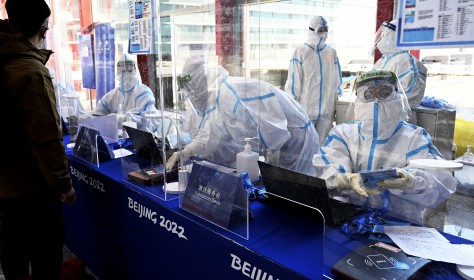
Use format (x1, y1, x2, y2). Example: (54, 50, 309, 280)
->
(63, 151, 325, 280)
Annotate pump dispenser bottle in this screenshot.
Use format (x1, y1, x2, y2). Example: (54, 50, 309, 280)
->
(463, 145, 474, 162)
(236, 138, 260, 182)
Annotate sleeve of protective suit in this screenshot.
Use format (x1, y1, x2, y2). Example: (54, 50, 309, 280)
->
(332, 51, 343, 97)
(166, 116, 210, 170)
(389, 168, 456, 208)
(255, 88, 291, 152)
(400, 56, 427, 109)
(388, 128, 457, 208)
(166, 141, 204, 170)
(94, 88, 118, 115)
(312, 123, 354, 187)
(284, 48, 303, 100)
(120, 86, 157, 116)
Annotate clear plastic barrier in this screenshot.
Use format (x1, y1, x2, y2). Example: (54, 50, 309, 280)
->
(71, 125, 100, 167)
(261, 193, 325, 279)
(179, 160, 250, 239)
(119, 118, 179, 201)
(39, 0, 474, 278)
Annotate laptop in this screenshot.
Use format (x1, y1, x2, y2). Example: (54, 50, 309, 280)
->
(123, 126, 179, 185)
(124, 126, 162, 160)
(257, 161, 361, 225)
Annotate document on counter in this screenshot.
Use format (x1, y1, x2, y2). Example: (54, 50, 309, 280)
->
(113, 148, 133, 159)
(384, 226, 474, 266)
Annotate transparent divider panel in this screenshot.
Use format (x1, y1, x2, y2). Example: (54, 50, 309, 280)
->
(119, 0, 180, 201)
(71, 125, 100, 167)
(179, 160, 250, 240)
(263, 193, 325, 279)
(120, 121, 179, 201)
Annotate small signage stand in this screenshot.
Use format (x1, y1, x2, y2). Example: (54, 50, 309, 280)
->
(179, 160, 250, 239)
(72, 125, 130, 167)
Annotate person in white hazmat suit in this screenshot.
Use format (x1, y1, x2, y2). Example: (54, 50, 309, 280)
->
(167, 55, 320, 176)
(285, 15, 342, 145)
(312, 70, 456, 226)
(178, 107, 200, 139)
(373, 20, 427, 125)
(91, 54, 160, 132)
(47, 67, 85, 121)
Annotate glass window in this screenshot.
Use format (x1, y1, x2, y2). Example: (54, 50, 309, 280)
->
(20, 0, 473, 256)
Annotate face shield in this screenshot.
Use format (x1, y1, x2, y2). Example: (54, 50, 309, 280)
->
(374, 21, 396, 50)
(178, 75, 197, 115)
(356, 82, 397, 103)
(116, 55, 140, 91)
(177, 75, 195, 97)
(178, 73, 208, 116)
(351, 70, 411, 122)
(354, 70, 398, 101)
(117, 60, 136, 76)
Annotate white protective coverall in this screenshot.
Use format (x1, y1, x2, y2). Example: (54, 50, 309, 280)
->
(94, 54, 158, 119)
(169, 55, 320, 176)
(47, 66, 85, 120)
(312, 70, 456, 225)
(178, 108, 200, 139)
(373, 20, 427, 124)
(91, 54, 161, 133)
(285, 15, 342, 145)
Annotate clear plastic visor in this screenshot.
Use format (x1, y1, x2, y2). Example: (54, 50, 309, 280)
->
(117, 61, 135, 73)
(177, 75, 197, 96)
(357, 82, 396, 103)
(374, 22, 394, 49)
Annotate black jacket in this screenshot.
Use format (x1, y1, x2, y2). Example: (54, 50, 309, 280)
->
(0, 19, 72, 197)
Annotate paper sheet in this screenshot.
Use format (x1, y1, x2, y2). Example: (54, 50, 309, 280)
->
(113, 148, 133, 159)
(385, 226, 474, 266)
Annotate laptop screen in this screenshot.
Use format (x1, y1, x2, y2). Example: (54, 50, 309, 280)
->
(123, 126, 164, 162)
(258, 161, 359, 224)
(258, 161, 330, 207)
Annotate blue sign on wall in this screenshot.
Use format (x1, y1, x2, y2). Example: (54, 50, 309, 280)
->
(79, 34, 96, 89)
(94, 23, 115, 103)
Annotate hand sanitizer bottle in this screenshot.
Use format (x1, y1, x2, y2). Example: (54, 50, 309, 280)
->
(236, 138, 260, 182)
(463, 145, 474, 162)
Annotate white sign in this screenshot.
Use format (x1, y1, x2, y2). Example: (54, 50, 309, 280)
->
(128, 0, 154, 54)
(397, 0, 474, 48)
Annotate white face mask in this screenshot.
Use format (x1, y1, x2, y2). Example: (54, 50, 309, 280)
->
(116, 60, 139, 91)
(318, 32, 328, 44)
(118, 72, 139, 91)
(354, 93, 406, 129)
